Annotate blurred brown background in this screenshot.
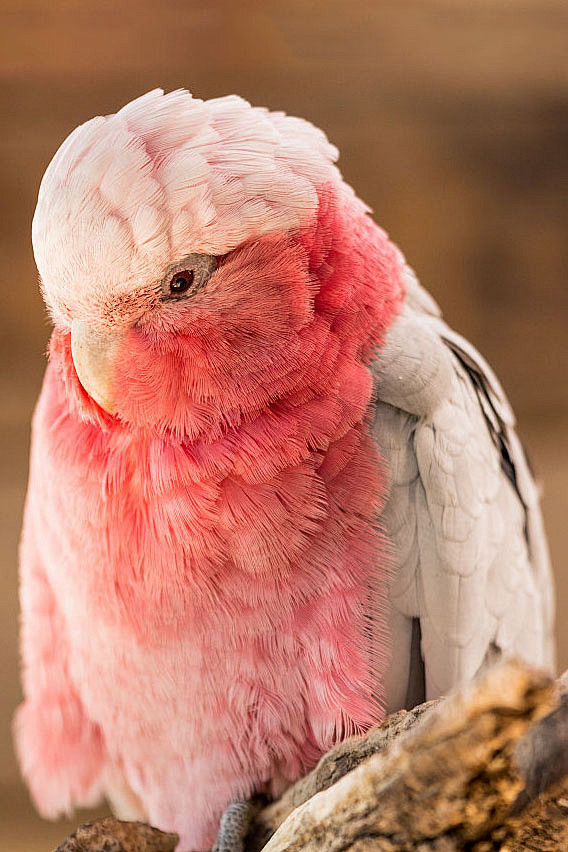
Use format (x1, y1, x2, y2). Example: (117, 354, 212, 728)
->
(1, 1, 567, 848)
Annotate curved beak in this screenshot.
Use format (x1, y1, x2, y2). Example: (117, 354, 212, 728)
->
(70, 320, 125, 415)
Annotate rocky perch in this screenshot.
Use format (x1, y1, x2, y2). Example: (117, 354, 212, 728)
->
(54, 660, 568, 852)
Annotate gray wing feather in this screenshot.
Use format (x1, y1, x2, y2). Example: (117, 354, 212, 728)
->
(372, 267, 555, 710)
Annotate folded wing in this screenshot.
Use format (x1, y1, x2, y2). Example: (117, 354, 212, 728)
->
(371, 267, 555, 710)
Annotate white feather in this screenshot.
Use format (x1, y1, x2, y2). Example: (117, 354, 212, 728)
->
(372, 268, 555, 709)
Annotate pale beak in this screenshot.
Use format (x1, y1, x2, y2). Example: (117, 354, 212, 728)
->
(70, 319, 125, 415)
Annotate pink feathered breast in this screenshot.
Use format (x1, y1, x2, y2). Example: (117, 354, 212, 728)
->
(19, 187, 404, 849)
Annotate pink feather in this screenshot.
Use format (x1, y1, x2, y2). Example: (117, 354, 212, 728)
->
(17, 90, 404, 849)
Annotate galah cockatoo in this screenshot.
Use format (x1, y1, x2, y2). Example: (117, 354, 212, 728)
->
(15, 89, 555, 851)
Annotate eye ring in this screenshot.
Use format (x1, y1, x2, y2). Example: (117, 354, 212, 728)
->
(161, 254, 218, 302)
(169, 269, 194, 295)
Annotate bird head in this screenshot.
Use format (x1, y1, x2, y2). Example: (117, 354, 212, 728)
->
(33, 89, 402, 440)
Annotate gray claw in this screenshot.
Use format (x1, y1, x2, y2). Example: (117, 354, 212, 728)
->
(212, 798, 262, 852)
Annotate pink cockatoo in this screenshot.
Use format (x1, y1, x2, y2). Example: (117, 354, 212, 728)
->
(15, 89, 554, 851)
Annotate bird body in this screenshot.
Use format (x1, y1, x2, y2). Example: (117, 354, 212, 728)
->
(15, 90, 554, 851)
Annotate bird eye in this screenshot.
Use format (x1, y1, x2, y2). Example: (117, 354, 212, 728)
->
(169, 270, 194, 295)
(161, 254, 217, 302)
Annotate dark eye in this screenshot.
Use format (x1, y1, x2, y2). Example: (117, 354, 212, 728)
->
(161, 254, 217, 302)
(169, 270, 194, 295)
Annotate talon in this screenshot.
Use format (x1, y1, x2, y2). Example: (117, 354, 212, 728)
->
(213, 797, 264, 852)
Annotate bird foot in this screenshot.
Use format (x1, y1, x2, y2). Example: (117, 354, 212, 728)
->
(52, 816, 179, 852)
(212, 797, 265, 852)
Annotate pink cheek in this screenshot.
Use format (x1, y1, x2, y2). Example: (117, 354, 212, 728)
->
(110, 329, 210, 433)
(111, 330, 168, 424)
(107, 238, 315, 430)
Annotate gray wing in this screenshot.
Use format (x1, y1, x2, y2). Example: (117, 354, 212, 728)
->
(371, 266, 555, 711)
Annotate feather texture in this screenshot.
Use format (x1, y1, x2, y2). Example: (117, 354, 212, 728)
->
(32, 88, 342, 328)
(16, 90, 553, 851)
(373, 266, 555, 709)
(17, 90, 404, 851)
